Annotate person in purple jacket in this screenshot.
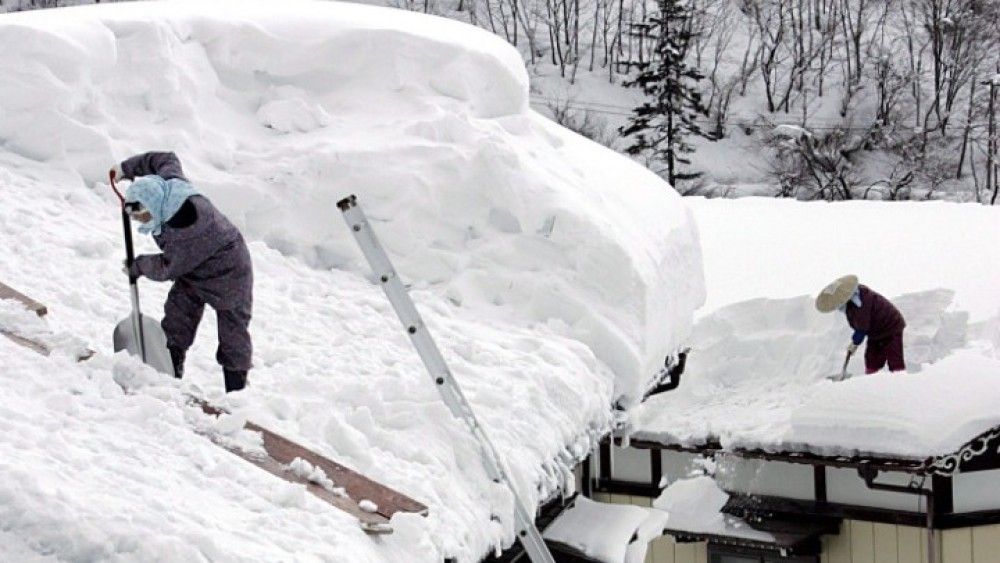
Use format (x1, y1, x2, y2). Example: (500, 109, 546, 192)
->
(816, 275, 906, 374)
(110, 152, 253, 392)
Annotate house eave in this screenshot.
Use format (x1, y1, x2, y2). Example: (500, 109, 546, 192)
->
(621, 422, 1000, 476)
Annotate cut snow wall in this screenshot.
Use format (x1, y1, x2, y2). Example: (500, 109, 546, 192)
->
(0, 0, 704, 402)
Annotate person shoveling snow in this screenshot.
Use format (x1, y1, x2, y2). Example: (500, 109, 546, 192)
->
(111, 152, 254, 393)
(816, 275, 906, 376)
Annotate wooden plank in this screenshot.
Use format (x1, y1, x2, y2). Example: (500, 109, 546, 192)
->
(193, 398, 427, 521)
(0, 328, 94, 361)
(250, 421, 427, 519)
(898, 525, 923, 563)
(208, 429, 391, 532)
(825, 519, 853, 563)
(942, 528, 973, 563)
(0, 281, 47, 316)
(873, 523, 899, 563)
(1, 328, 51, 355)
(851, 520, 876, 563)
(972, 524, 1000, 563)
(0, 283, 93, 361)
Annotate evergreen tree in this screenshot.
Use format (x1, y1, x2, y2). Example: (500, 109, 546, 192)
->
(619, 0, 716, 186)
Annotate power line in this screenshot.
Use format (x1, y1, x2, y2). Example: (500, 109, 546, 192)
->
(528, 95, 995, 132)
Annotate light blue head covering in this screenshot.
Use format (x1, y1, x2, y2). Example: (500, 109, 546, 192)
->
(125, 176, 199, 236)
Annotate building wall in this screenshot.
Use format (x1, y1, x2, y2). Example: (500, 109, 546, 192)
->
(589, 492, 1000, 563)
(821, 520, 1000, 563)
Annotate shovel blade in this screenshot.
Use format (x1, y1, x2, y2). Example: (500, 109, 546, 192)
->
(113, 313, 174, 376)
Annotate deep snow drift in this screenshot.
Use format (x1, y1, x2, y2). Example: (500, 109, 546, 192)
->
(0, 2, 703, 561)
(637, 198, 1000, 459)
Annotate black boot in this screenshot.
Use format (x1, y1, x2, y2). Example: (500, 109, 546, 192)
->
(224, 369, 248, 393)
(168, 346, 186, 380)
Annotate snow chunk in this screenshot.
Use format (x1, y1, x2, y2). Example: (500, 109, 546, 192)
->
(358, 499, 378, 513)
(543, 496, 667, 563)
(653, 477, 776, 543)
(287, 457, 347, 497)
(653, 475, 727, 525)
(257, 86, 332, 134)
(269, 481, 307, 509)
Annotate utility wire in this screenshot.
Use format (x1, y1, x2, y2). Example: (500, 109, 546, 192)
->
(529, 94, 994, 132)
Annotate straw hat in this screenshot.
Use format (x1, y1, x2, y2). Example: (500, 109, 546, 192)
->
(815, 275, 859, 313)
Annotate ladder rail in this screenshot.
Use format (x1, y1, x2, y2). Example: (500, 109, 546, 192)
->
(338, 195, 555, 563)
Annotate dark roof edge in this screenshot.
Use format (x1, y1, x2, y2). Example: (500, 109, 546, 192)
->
(621, 423, 1000, 476)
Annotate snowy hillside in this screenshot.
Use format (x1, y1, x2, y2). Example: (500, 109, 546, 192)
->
(0, 2, 704, 561)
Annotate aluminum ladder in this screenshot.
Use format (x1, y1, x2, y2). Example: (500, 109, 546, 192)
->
(338, 195, 555, 563)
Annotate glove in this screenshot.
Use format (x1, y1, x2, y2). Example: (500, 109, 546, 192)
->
(847, 342, 859, 354)
(122, 259, 139, 278)
(109, 162, 125, 182)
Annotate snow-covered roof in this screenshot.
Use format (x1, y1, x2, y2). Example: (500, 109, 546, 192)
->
(635, 198, 1000, 462)
(0, 1, 704, 561)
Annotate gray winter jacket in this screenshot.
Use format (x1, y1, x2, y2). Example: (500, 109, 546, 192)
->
(123, 152, 253, 311)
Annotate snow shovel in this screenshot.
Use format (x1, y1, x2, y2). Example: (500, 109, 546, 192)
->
(826, 349, 853, 382)
(109, 173, 173, 376)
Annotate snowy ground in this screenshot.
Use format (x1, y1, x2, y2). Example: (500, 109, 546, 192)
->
(636, 198, 1000, 459)
(0, 2, 704, 562)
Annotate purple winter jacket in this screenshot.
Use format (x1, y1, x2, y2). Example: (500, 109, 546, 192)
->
(122, 152, 253, 312)
(845, 285, 905, 342)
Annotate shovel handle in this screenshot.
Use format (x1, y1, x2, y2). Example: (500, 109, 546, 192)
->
(111, 172, 147, 361)
(111, 173, 139, 285)
(840, 349, 853, 378)
(109, 171, 125, 205)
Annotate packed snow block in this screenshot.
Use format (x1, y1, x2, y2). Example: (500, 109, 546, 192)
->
(543, 496, 668, 563)
(0, 0, 704, 405)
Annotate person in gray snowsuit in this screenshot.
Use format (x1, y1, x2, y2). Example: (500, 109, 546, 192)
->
(111, 152, 253, 392)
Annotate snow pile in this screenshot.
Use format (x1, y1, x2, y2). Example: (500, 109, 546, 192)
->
(653, 476, 775, 543)
(0, 2, 703, 561)
(790, 351, 1000, 457)
(654, 476, 727, 521)
(636, 198, 1000, 459)
(287, 457, 346, 496)
(543, 496, 668, 563)
(0, 0, 703, 401)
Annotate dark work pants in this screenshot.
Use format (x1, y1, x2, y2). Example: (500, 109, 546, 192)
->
(865, 331, 905, 374)
(161, 281, 253, 372)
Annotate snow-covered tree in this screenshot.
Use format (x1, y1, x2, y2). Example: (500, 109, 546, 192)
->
(619, 0, 716, 186)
